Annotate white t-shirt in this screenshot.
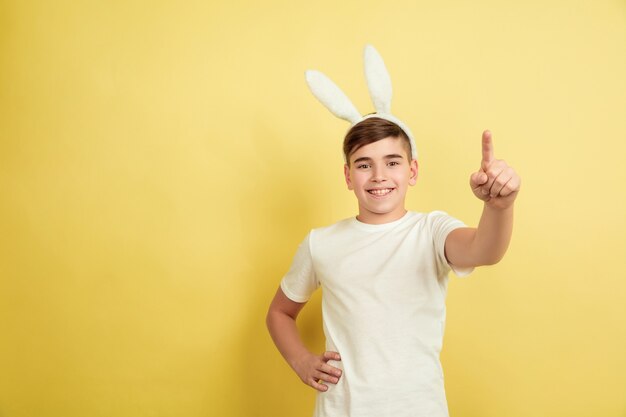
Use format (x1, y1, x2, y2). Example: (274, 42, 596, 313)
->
(280, 210, 474, 417)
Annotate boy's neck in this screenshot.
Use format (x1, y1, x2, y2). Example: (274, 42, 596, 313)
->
(356, 208, 408, 225)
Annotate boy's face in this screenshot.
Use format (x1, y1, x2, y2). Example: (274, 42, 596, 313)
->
(344, 136, 418, 224)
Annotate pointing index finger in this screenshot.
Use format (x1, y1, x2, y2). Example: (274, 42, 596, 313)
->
(482, 130, 494, 165)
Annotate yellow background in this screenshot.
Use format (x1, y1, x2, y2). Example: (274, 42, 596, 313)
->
(1, 1, 625, 416)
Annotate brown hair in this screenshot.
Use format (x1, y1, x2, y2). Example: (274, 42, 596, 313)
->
(343, 117, 412, 165)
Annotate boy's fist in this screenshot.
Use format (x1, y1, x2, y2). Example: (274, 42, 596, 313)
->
(469, 130, 521, 210)
(293, 351, 342, 392)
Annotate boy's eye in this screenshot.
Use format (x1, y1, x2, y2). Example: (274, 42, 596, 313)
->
(388, 161, 400, 166)
(357, 164, 370, 169)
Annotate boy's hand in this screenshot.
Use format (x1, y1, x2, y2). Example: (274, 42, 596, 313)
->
(292, 351, 342, 392)
(469, 130, 521, 210)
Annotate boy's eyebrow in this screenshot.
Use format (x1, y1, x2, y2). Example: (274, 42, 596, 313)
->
(352, 154, 405, 164)
(384, 154, 404, 159)
(353, 156, 372, 164)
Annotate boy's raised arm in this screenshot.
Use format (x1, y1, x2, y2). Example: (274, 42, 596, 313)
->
(444, 130, 521, 269)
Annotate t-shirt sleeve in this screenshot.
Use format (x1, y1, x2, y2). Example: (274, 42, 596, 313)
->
(429, 210, 475, 278)
(279, 231, 319, 302)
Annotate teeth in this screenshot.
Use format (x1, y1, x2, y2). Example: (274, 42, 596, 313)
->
(368, 188, 392, 196)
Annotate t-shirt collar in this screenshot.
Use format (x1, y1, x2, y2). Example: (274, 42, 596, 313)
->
(350, 210, 413, 231)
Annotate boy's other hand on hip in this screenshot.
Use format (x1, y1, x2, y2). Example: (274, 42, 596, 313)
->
(469, 130, 521, 210)
(293, 351, 342, 392)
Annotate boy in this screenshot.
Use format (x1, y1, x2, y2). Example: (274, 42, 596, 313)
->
(266, 46, 520, 417)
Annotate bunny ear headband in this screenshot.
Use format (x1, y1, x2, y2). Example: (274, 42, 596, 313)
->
(304, 44, 418, 161)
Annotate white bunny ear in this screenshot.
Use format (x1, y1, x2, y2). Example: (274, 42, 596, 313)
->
(305, 70, 362, 124)
(363, 44, 392, 114)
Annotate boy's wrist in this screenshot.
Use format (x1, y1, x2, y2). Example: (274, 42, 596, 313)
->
(288, 348, 313, 371)
(484, 200, 514, 211)
(483, 197, 516, 211)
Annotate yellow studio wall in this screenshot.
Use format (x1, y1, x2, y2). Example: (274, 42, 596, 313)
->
(0, 0, 624, 416)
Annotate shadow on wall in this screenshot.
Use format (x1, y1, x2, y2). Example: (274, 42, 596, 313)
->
(237, 118, 326, 417)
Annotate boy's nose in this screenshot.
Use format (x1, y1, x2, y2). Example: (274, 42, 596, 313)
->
(371, 167, 387, 182)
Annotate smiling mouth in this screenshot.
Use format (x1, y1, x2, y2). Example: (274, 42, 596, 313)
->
(367, 188, 394, 196)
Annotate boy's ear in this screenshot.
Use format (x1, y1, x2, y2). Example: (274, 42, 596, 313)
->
(344, 163, 354, 190)
(409, 159, 418, 186)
